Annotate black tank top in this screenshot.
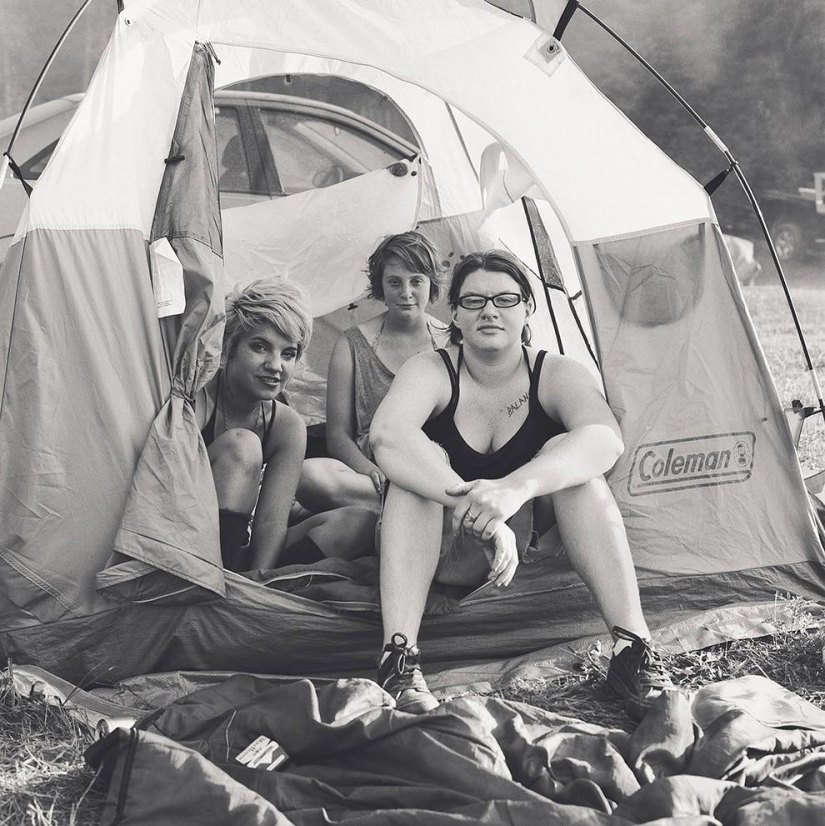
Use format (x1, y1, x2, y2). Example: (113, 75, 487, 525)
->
(422, 347, 565, 481)
(200, 371, 276, 448)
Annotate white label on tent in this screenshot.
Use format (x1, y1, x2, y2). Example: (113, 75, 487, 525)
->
(150, 237, 186, 318)
(524, 34, 565, 79)
(235, 735, 289, 770)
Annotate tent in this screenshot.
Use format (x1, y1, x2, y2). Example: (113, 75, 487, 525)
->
(1, 0, 824, 691)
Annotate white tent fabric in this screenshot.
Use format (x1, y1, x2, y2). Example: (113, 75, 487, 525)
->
(222, 160, 422, 317)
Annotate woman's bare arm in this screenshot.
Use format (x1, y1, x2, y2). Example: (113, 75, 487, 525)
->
(326, 333, 383, 479)
(370, 352, 465, 505)
(249, 404, 307, 569)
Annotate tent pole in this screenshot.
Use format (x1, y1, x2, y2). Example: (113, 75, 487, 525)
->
(557, 1, 825, 424)
(521, 198, 565, 355)
(0, 0, 99, 194)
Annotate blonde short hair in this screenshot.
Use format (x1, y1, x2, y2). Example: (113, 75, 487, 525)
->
(223, 277, 313, 362)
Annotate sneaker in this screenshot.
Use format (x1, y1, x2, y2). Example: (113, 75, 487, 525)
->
(377, 633, 440, 714)
(606, 626, 674, 721)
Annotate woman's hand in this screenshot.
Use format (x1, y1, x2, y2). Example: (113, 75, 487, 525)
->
(366, 465, 386, 494)
(447, 478, 529, 540)
(481, 521, 519, 587)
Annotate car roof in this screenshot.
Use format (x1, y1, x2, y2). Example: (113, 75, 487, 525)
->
(0, 94, 84, 140)
(215, 90, 419, 158)
(2, 91, 417, 163)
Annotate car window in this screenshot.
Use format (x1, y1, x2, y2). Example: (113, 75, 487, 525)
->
(18, 141, 58, 180)
(215, 107, 252, 193)
(257, 109, 401, 195)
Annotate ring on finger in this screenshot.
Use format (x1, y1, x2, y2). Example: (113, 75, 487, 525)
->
(465, 512, 477, 521)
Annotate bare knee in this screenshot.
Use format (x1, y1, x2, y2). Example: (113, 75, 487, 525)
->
(210, 427, 263, 473)
(553, 476, 614, 509)
(298, 458, 330, 497)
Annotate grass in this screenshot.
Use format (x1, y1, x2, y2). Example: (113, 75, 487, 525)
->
(742, 281, 825, 473)
(502, 596, 825, 732)
(0, 678, 104, 826)
(2, 269, 825, 822)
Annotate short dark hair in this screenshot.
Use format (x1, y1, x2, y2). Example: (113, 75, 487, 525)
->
(366, 231, 442, 303)
(447, 250, 535, 345)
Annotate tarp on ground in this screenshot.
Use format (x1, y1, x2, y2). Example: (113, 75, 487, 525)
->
(1, 0, 824, 686)
(85, 673, 825, 824)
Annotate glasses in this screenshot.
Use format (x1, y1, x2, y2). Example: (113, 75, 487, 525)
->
(456, 292, 525, 310)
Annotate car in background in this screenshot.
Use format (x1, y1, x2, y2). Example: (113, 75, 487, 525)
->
(0, 89, 419, 264)
(758, 178, 825, 262)
(721, 175, 825, 263)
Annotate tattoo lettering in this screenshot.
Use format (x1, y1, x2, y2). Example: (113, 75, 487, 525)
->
(506, 392, 529, 417)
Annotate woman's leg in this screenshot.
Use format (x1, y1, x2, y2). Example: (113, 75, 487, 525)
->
(208, 428, 263, 513)
(208, 428, 263, 570)
(297, 457, 379, 513)
(283, 506, 377, 563)
(379, 482, 444, 648)
(552, 477, 649, 639)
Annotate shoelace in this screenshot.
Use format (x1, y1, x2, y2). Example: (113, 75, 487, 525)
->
(636, 646, 671, 689)
(381, 633, 429, 693)
(613, 626, 671, 689)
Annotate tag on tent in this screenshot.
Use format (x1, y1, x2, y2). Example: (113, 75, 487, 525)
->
(150, 237, 186, 318)
(236, 735, 289, 771)
(525, 33, 565, 78)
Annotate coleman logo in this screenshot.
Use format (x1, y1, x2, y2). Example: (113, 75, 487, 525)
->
(628, 432, 755, 496)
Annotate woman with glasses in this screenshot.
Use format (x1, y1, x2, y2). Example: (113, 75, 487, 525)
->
(369, 249, 671, 720)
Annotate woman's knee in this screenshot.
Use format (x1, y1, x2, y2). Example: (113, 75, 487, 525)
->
(300, 458, 339, 494)
(210, 427, 263, 472)
(552, 476, 618, 517)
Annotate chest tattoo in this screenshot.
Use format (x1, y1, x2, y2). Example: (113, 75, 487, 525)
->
(506, 392, 529, 417)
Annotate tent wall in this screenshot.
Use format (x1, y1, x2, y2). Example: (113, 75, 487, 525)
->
(0, 229, 169, 627)
(576, 221, 824, 573)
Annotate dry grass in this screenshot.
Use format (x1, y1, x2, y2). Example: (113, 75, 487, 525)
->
(0, 678, 104, 826)
(502, 597, 825, 730)
(743, 281, 825, 473)
(2, 267, 825, 823)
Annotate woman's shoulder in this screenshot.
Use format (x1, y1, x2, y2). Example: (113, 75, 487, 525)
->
(532, 352, 602, 400)
(405, 345, 455, 375)
(425, 314, 450, 347)
(274, 399, 305, 429)
(336, 315, 382, 350)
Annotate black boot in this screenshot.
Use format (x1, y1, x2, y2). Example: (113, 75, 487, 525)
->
(606, 626, 674, 721)
(218, 510, 252, 572)
(377, 633, 440, 714)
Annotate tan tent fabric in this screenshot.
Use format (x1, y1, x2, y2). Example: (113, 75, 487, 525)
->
(100, 43, 227, 601)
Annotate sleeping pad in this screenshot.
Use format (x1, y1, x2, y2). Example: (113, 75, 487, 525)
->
(85, 673, 825, 825)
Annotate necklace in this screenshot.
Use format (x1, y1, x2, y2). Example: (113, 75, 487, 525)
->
(371, 317, 440, 354)
(219, 386, 261, 437)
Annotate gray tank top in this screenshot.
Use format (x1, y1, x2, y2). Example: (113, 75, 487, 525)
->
(343, 326, 394, 457)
